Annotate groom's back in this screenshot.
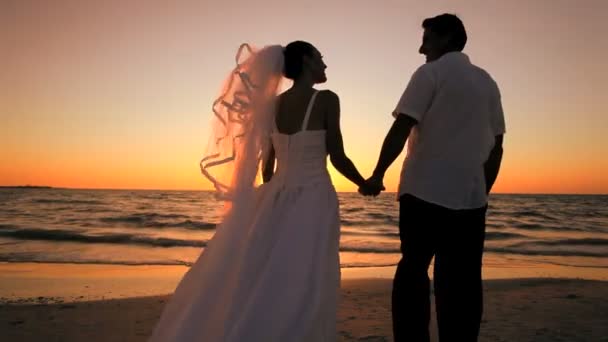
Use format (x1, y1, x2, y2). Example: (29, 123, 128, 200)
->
(422, 52, 503, 159)
(396, 52, 505, 209)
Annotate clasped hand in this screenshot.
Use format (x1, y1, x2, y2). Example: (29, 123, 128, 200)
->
(358, 175, 385, 197)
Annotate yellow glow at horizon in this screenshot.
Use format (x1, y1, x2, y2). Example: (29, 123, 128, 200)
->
(2, 0, 607, 194)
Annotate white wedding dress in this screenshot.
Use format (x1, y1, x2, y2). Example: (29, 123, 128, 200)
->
(149, 90, 341, 342)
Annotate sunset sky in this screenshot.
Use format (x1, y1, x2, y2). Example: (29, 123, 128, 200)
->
(2, 0, 607, 194)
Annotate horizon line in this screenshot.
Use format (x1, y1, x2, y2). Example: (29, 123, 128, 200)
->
(1, 185, 606, 196)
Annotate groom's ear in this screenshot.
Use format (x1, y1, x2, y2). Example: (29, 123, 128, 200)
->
(438, 34, 452, 50)
(302, 54, 313, 67)
(441, 33, 460, 52)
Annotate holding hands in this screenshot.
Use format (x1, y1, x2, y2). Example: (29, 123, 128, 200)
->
(358, 173, 385, 197)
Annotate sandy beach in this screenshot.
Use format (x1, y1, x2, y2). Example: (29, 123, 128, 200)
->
(1, 266, 607, 342)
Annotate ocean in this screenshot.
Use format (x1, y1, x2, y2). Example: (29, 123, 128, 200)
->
(1, 188, 607, 278)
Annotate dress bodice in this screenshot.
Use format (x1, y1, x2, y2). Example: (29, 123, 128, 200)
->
(270, 90, 331, 187)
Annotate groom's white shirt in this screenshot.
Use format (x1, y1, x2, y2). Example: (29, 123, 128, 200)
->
(393, 52, 506, 210)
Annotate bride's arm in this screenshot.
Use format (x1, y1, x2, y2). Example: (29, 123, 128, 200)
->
(324, 91, 366, 188)
(262, 145, 275, 183)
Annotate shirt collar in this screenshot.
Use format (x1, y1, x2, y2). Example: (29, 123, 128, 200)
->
(439, 51, 470, 63)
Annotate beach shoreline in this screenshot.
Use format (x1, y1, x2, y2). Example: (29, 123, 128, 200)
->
(1, 275, 606, 341)
(2, 261, 607, 304)
(1, 261, 607, 341)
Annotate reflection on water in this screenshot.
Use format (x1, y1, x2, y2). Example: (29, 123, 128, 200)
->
(0, 189, 606, 280)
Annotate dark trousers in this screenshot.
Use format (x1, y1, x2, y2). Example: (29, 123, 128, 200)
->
(392, 194, 487, 342)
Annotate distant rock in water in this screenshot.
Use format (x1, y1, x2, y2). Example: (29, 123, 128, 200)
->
(0, 185, 54, 189)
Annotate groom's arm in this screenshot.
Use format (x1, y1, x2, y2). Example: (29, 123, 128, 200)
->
(369, 65, 432, 185)
(485, 79, 505, 194)
(484, 135, 503, 194)
(371, 114, 417, 180)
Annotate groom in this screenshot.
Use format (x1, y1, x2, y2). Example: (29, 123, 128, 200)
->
(361, 14, 505, 342)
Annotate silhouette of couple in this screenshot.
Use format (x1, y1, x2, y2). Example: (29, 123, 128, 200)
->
(150, 13, 505, 342)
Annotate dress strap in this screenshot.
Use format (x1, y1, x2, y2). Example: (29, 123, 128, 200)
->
(301, 90, 319, 131)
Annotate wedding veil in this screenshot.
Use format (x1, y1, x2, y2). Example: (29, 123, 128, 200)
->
(200, 44, 285, 213)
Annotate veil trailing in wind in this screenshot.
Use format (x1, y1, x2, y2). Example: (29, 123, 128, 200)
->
(150, 44, 340, 342)
(200, 44, 284, 212)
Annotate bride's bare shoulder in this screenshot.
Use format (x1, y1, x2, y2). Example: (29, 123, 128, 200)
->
(316, 89, 339, 105)
(318, 89, 338, 98)
(316, 90, 340, 111)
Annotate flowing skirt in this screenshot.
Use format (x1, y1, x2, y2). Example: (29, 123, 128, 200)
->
(149, 179, 341, 341)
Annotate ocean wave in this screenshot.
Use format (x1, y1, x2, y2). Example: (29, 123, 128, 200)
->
(486, 246, 607, 258)
(0, 227, 207, 248)
(499, 210, 558, 220)
(1, 256, 605, 270)
(518, 238, 608, 247)
(493, 220, 587, 232)
(532, 259, 608, 269)
(340, 219, 397, 227)
(340, 245, 400, 254)
(338, 239, 606, 258)
(340, 230, 526, 240)
(176, 220, 216, 230)
(0, 256, 193, 267)
(343, 207, 364, 213)
(2, 191, 607, 266)
(98, 213, 216, 230)
(0, 257, 399, 269)
(485, 231, 528, 240)
(32, 198, 105, 205)
(0, 241, 20, 246)
(2, 226, 604, 258)
(341, 230, 399, 238)
(341, 262, 397, 268)
(100, 212, 188, 223)
(365, 212, 397, 221)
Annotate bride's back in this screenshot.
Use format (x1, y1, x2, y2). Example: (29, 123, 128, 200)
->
(275, 88, 328, 135)
(270, 89, 332, 187)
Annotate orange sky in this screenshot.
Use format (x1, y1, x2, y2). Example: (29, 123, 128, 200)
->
(2, 0, 607, 194)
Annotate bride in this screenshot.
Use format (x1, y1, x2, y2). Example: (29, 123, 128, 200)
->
(149, 41, 381, 341)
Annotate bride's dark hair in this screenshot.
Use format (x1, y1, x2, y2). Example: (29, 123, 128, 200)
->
(283, 41, 315, 80)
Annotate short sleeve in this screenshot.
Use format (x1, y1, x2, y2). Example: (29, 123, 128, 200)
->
(392, 65, 435, 122)
(491, 82, 506, 135)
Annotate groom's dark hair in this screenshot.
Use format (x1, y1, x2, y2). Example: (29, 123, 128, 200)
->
(283, 41, 315, 80)
(422, 14, 467, 51)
